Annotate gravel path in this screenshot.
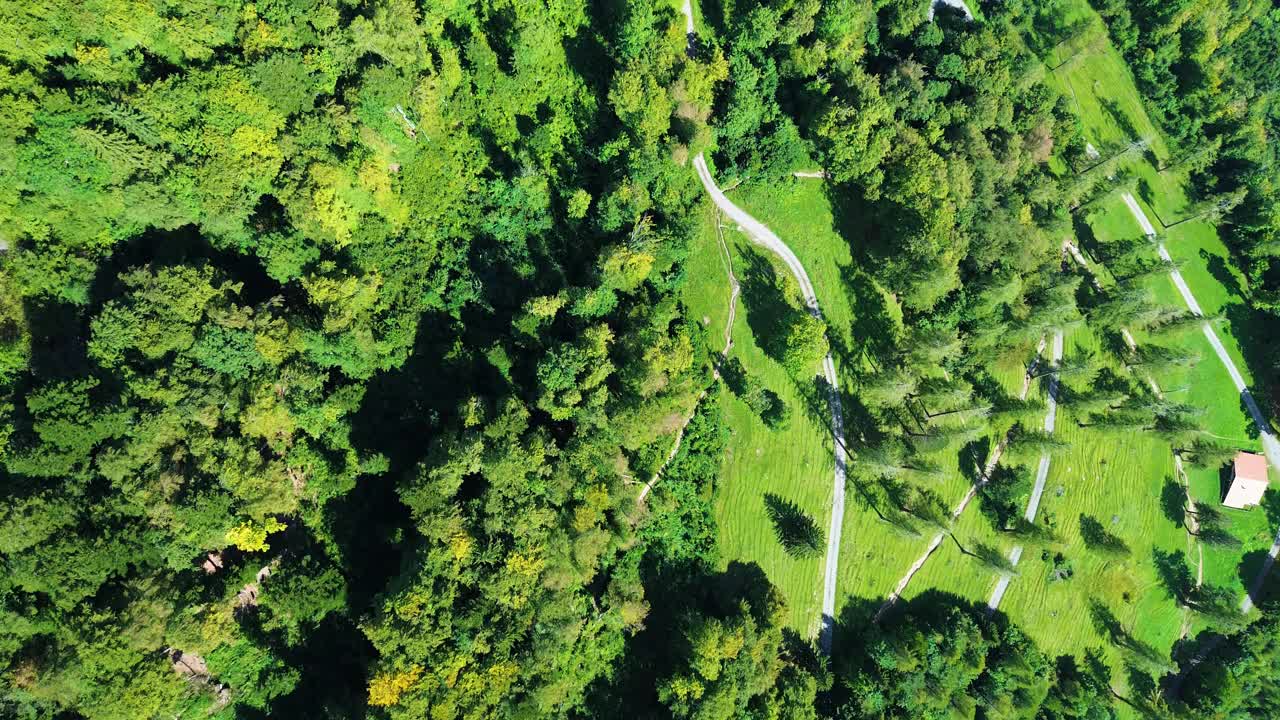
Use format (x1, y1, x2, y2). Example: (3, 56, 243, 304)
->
(988, 331, 1064, 611)
(693, 154, 848, 653)
(1120, 192, 1280, 612)
(876, 336, 1048, 619)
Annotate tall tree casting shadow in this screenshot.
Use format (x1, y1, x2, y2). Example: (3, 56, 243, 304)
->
(737, 243, 803, 368)
(1160, 478, 1188, 528)
(763, 493, 825, 559)
(1080, 514, 1132, 558)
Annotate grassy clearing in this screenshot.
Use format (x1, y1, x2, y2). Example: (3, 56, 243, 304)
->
(681, 195, 833, 636)
(683, 0, 1277, 663)
(999, 328, 1184, 662)
(728, 180, 1017, 617)
(1080, 196, 1275, 594)
(1046, 0, 1279, 602)
(900, 324, 1187, 703)
(682, 201, 734, 357)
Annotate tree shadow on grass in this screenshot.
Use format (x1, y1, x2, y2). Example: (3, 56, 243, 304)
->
(1200, 249, 1244, 301)
(1153, 548, 1194, 605)
(763, 492, 825, 559)
(837, 261, 900, 365)
(1136, 175, 1156, 211)
(1224, 300, 1280, 420)
(1161, 478, 1188, 528)
(1100, 97, 1142, 147)
(1263, 487, 1280, 530)
(838, 385, 881, 447)
(829, 594, 884, 667)
(822, 180, 906, 360)
(1072, 212, 1103, 262)
(737, 243, 802, 367)
(1080, 514, 1132, 558)
(1218, 461, 1234, 499)
(1236, 549, 1278, 609)
(846, 477, 895, 527)
(1236, 392, 1262, 441)
(1167, 626, 1229, 682)
(1089, 598, 1170, 673)
(1123, 663, 1159, 709)
(792, 373, 882, 472)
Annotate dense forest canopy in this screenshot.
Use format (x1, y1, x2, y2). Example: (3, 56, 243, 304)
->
(0, 0, 1277, 718)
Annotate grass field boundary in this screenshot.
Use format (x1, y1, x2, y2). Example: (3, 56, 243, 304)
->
(692, 153, 849, 654)
(1064, 236, 1207, 641)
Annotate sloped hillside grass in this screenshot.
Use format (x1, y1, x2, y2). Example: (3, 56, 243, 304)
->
(682, 196, 832, 635)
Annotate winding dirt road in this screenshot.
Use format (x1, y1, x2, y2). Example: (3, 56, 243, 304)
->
(692, 154, 848, 653)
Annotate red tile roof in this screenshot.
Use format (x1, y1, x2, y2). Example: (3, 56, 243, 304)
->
(1234, 451, 1269, 484)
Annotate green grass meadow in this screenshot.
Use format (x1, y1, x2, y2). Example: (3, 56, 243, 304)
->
(1046, 0, 1279, 629)
(679, 0, 1278, 691)
(682, 194, 834, 636)
(729, 181, 1004, 614)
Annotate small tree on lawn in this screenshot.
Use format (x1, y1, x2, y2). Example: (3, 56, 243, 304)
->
(763, 493, 824, 559)
(782, 314, 829, 379)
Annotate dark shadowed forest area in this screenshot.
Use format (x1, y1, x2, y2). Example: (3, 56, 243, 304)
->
(1, 0, 1277, 719)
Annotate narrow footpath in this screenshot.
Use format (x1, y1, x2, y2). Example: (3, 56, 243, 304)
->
(636, 205, 740, 505)
(1064, 237, 1205, 621)
(875, 336, 1048, 619)
(692, 154, 848, 653)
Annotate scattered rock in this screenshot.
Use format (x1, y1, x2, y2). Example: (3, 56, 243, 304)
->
(200, 551, 224, 574)
(170, 650, 209, 678)
(235, 583, 259, 609)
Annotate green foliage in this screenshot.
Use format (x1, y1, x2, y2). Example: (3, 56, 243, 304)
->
(764, 493, 825, 559)
(0, 0, 1264, 716)
(835, 600, 1054, 719)
(1171, 605, 1280, 718)
(652, 565, 824, 720)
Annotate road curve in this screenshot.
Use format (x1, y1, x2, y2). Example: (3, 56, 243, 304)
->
(692, 153, 848, 653)
(1120, 192, 1280, 612)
